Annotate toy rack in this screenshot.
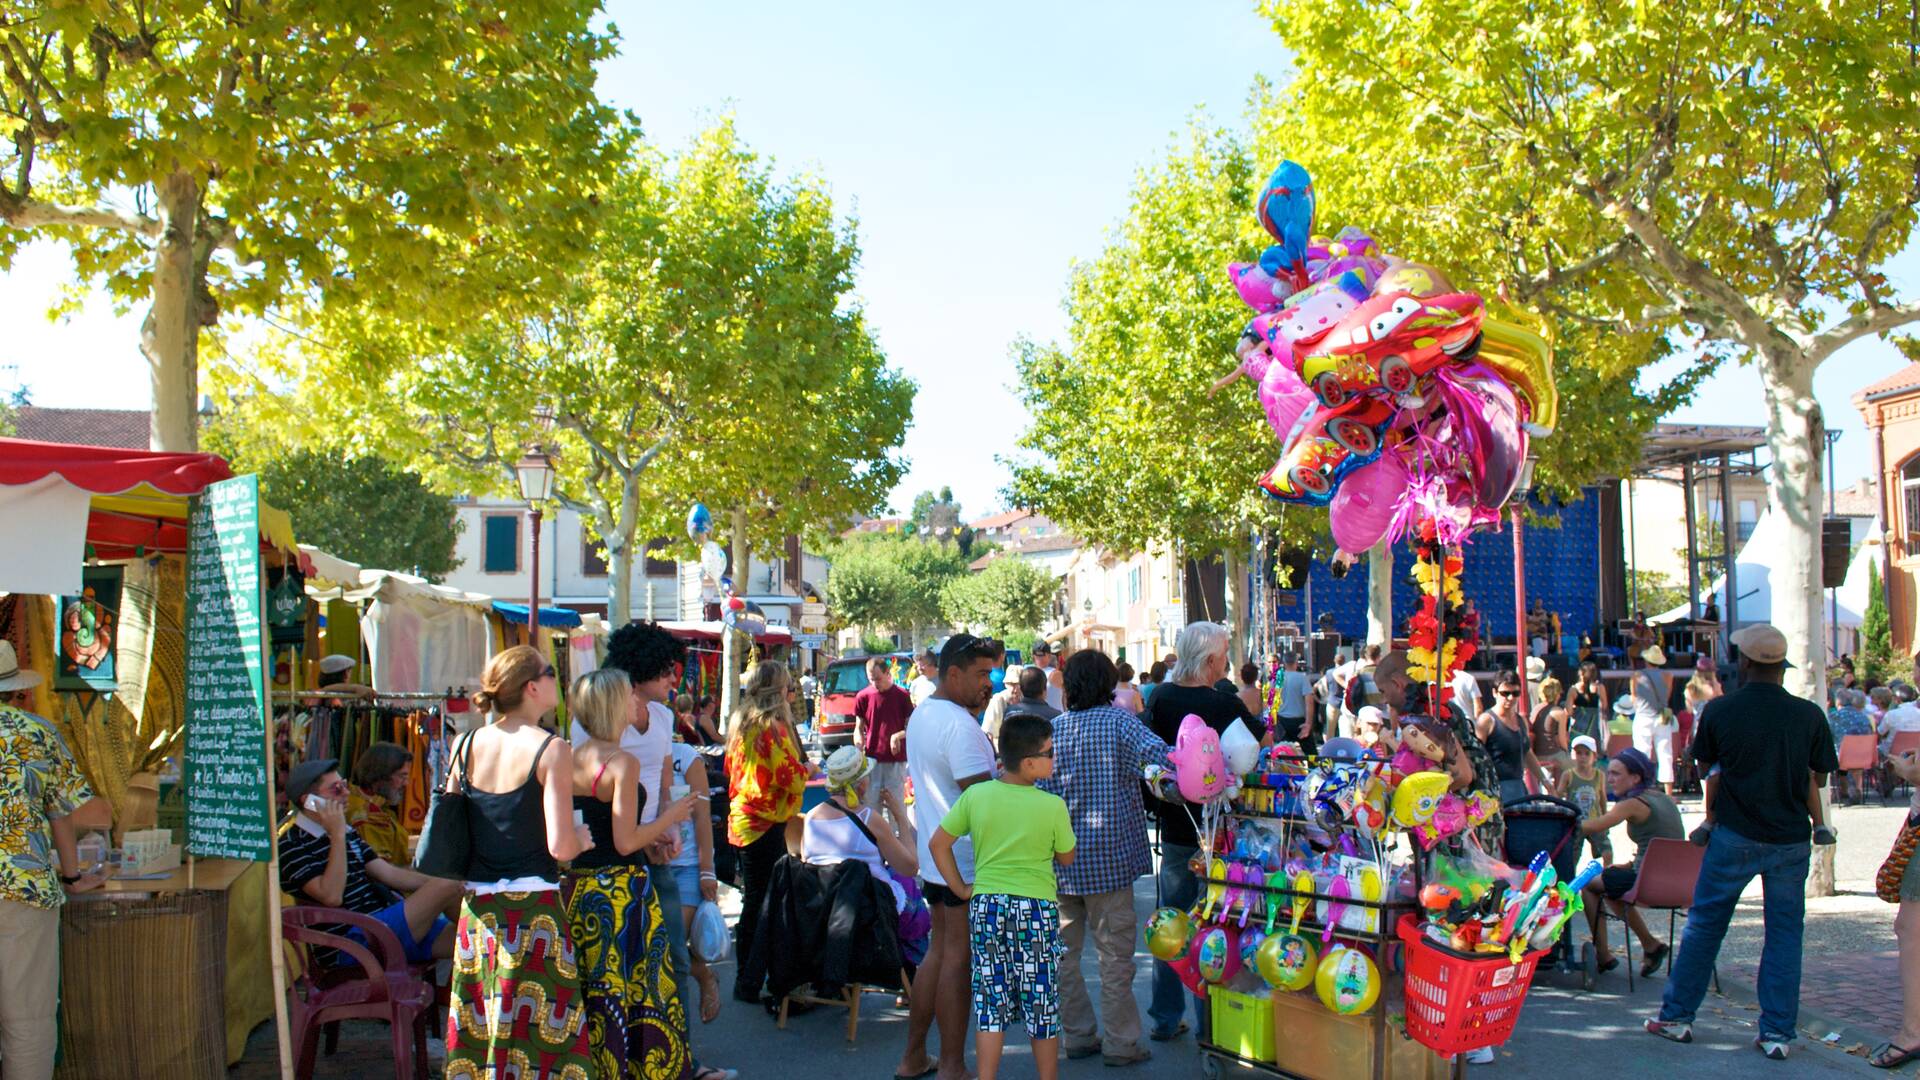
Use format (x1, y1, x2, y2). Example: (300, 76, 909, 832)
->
(1194, 768, 1450, 1080)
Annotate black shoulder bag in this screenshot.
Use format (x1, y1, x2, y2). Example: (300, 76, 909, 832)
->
(414, 728, 479, 881)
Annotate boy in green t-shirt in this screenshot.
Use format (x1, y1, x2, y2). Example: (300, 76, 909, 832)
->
(930, 713, 1077, 1080)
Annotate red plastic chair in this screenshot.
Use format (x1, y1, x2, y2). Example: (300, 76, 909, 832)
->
(1605, 733, 1634, 760)
(1836, 734, 1878, 804)
(282, 906, 435, 1080)
(1885, 730, 1920, 798)
(1612, 838, 1716, 994)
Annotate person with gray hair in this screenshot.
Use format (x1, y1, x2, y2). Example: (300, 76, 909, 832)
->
(1143, 622, 1264, 1043)
(1827, 688, 1873, 799)
(1887, 683, 1920, 756)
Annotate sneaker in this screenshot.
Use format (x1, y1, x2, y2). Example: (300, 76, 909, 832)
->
(1755, 1036, 1790, 1060)
(1103, 1047, 1153, 1068)
(1645, 1018, 1694, 1043)
(1148, 1022, 1188, 1042)
(1463, 1046, 1495, 1064)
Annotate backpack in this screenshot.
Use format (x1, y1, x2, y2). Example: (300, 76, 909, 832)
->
(1343, 669, 1370, 715)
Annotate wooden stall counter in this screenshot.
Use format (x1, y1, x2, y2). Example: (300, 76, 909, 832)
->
(58, 858, 274, 1080)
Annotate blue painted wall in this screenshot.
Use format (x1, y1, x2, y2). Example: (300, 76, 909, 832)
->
(1272, 487, 1605, 644)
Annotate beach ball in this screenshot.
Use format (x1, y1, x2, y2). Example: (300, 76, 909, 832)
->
(1144, 908, 1193, 962)
(1258, 931, 1319, 992)
(1315, 945, 1381, 1015)
(1238, 928, 1267, 972)
(1193, 926, 1240, 985)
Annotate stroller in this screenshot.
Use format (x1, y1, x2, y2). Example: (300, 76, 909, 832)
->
(1500, 794, 1588, 982)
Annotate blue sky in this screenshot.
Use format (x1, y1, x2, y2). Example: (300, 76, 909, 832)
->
(2, 1, 1915, 518)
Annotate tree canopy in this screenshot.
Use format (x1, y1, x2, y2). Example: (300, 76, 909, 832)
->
(941, 556, 1057, 639)
(226, 121, 913, 623)
(1258, 0, 1920, 696)
(0, 0, 628, 449)
(824, 533, 972, 641)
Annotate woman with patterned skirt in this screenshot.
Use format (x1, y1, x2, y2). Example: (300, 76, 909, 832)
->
(445, 646, 595, 1080)
(565, 668, 700, 1078)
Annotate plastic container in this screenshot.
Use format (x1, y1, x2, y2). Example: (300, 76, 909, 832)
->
(1395, 915, 1544, 1055)
(1210, 988, 1275, 1064)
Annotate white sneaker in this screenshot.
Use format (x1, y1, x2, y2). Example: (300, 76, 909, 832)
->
(1464, 1046, 1496, 1064)
(1756, 1036, 1790, 1060)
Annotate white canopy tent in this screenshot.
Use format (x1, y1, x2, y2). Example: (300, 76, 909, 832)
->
(1651, 508, 1865, 630)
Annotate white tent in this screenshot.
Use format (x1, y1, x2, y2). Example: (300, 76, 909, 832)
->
(1651, 508, 1865, 631)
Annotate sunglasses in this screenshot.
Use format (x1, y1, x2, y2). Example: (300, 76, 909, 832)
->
(539, 665, 557, 680)
(1495, 689, 1519, 698)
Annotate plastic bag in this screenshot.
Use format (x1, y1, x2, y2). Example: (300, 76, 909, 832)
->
(692, 899, 730, 963)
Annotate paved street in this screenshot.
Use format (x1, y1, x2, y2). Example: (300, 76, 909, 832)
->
(239, 792, 1912, 1078)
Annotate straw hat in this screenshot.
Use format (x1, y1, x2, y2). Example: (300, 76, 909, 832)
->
(0, 642, 42, 693)
(823, 745, 875, 790)
(1524, 655, 1547, 681)
(1642, 644, 1668, 668)
(1612, 695, 1636, 717)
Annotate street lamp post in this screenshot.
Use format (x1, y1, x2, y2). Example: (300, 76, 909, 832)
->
(516, 449, 556, 634)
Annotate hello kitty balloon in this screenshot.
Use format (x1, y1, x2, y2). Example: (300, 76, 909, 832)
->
(1171, 714, 1230, 803)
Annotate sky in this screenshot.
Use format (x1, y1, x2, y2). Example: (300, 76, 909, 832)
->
(2, 1, 1916, 519)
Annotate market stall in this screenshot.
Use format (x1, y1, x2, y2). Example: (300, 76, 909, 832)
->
(0, 438, 298, 1077)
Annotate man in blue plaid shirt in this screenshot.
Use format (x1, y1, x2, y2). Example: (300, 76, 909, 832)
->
(1039, 649, 1172, 1067)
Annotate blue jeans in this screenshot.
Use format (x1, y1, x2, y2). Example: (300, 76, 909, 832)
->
(1148, 843, 1203, 1038)
(1658, 825, 1811, 1041)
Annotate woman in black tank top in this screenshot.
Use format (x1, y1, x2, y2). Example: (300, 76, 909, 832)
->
(563, 668, 701, 1078)
(444, 646, 593, 1078)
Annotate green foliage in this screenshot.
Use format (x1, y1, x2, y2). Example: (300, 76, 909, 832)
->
(1861, 561, 1897, 684)
(1259, 0, 1920, 364)
(1628, 570, 1688, 620)
(824, 534, 971, 634)
(911, 487, 963, 534)
(1010, 122, 1305, 559)
(941, 557, 1058, 639)
(0, 0, 631, 447)
(232, 121, 912, 617)
(204, 416, 460, 580)
(860, 633, 902, 656)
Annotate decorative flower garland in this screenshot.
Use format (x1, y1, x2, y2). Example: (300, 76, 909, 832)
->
(1406, 521, 1478, 703)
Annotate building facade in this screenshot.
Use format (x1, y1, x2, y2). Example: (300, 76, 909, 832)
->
(441, 499, 684, 620)
(1856, 362, 1920, 655)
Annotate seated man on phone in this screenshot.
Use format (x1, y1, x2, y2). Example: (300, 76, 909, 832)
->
(279, 757, 461, 965)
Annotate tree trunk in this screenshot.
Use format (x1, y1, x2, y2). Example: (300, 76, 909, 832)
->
(1223, 545, 1248, 669)
(1758, 354, 1837, 897)
(1367, 541, 1393, 647)
(608, 535, 634, 627)
(142, 171, 205, 452)
(604, 475, 641, 628)
(720, 506, 747, 726)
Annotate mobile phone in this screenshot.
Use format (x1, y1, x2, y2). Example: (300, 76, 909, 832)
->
(302, 794, 326, 813)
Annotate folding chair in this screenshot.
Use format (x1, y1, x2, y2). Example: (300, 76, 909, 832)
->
(1887, 731, 1920, 799)
(1613, 838, 1717, 995)
(1835, 733, 1877, 805)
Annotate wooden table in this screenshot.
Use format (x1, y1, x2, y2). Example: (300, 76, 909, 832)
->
(57, 858, 274, 1080)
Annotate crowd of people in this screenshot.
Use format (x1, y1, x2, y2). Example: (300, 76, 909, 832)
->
(9, 602, 1906, 1079)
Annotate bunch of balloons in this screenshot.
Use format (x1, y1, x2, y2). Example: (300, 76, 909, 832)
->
(1216, 161, 1560, 550)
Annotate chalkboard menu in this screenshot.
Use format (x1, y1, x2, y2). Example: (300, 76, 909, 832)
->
(184, 475, 273, 861)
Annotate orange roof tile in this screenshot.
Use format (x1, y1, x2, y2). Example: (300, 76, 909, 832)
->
(1855, 362, 1920, 402)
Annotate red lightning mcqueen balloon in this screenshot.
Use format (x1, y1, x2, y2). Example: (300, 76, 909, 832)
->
(1295, 291, 1485, 409)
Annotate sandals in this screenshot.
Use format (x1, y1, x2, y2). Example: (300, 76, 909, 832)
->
(1640, 943, 1670, 979)
(1871, 1042, 1920, 1069)
(698, 968, 722, 1024)
(1596, 956, 1620, 974)
(694, 1068, 739, 1080)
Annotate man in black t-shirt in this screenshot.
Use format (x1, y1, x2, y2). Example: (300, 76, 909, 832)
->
(1649, 625, 1840, 1060)
(1143, 622, 1264, 1043)
(280, 759, 461, 967)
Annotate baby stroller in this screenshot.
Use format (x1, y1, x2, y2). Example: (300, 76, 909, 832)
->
(1500, 794, 1588, 982)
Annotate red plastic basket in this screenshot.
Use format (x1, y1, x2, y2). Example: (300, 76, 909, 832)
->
(1395, 914, 1546, 1055)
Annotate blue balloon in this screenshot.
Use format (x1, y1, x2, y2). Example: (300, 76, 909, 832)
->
(1255, 161, 1315, 292)
(687, 503, 712, 539)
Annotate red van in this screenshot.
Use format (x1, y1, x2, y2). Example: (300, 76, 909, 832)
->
(813, 652, 913, 750)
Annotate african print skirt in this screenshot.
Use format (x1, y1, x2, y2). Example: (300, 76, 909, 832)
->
(565, 865, 692, 1080)
(446, 889, 592, 1080)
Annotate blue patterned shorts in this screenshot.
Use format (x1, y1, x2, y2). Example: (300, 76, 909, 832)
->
(968, 893, 1064, 1038)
